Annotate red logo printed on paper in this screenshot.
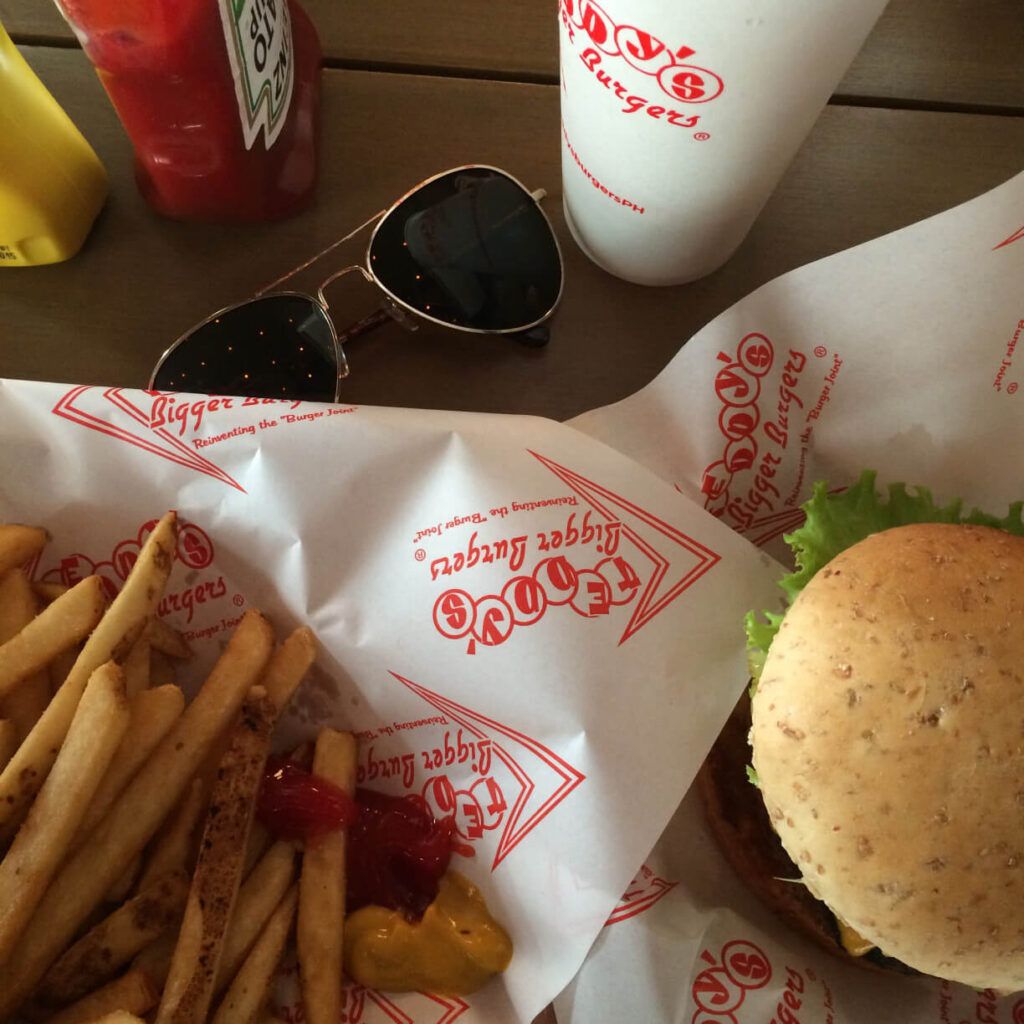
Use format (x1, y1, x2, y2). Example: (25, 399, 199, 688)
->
(1011, 996, 1024, 1024)
(605, 863, 677, 925)
(698, 333, 843, 538)
(36, 518, 231, 624)
(52, 386, 350, 492)
(53, 386, 247, 491)
(429, 453, 720, 650)
(994, 225, 1024, 251)
(391, 674, 586, 869)
(691, 940, 777, 1024)
(560, 0, 723, 132)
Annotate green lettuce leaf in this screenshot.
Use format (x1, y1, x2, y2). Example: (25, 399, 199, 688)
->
(746, 470, 1024, 684)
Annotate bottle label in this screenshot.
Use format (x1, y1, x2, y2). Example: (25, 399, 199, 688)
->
(218, 0, 296, 151)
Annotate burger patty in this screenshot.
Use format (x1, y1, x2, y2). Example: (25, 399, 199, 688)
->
(696, 693, 914, 974)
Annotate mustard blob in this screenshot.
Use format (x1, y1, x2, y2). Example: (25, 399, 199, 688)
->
(345, 871, 513, 995)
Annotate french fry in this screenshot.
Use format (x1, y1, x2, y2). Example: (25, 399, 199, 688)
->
(151, 649, 176, 687)
(216, 841, 297, 993)
(0, 571, 49, 743)
(49, 643, 79, 692)
(136, 778, 207, 894)
(147, 617, 193, 660)
(197, 626, 316, 796)
(297, 729, 357, 1024)
(0, 608, 274, 1019)
(242, 820, 272, 878)
(0, 570, 37, 640)
(2, 668, 50, 743)
(156, 688, 278, 1024)
(133, 933, 177, 990)
(212, 886, 298, 1024)
(0, 570, 60, 743)
(92, 1014, 148, 1024)
(0, 661, 129, 965)
(0, 567, 38, 673)
(106, 854, 142, 905)
(0, 524, 48, 574)
(74, 685, 186, 846)
(32, 579, 68, 603)
(0, 512, 177, 840)
(41, 872, 190, 1006)
(0, 718, 15, 771)
(0, 574, 106, 701)
(262, 627, 317, 713)
(122, 635, 151, 696)
(44, 968, 159, 1024)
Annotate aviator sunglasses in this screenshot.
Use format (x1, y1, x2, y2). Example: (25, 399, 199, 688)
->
(149, 166, 564, 402)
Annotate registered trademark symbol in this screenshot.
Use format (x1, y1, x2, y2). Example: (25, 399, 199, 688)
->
(414, 548, 426, 561)
(1009, 382, 1019, 395)
(233, 593, 245, 607)
(813, 345, 827, 358)
(694, 131, 711, 141)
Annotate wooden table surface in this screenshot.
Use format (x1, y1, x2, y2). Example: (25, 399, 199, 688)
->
(1, 3, 1022, 422)
(0, 4, 1021, 1023)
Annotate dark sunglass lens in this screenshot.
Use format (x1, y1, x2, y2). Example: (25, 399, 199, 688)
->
(368, 168, 561, 332)
(153, 296, 338, 401)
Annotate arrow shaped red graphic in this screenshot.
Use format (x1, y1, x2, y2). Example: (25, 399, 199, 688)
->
(697, 485, 846, 548)
(605, 867, 678, 926)
(392, 673, 586, 870)
(52, 386, 245, 492)
(277, 981, 469, 1023)
(735, 505, 807, 548)
(530, 452, 721, 644)
(994, 225, 1024, 251)
(361, 987, 470, 1024)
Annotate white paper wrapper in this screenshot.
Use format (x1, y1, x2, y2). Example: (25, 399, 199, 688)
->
(0, 380, 782, 1024)
(573, 170, 1024, 530)
(557, 171, 1024, 1022)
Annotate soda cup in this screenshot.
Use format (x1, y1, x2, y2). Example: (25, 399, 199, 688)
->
(559, 0, 890, 286)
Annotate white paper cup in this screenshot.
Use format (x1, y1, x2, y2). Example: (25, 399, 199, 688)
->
(559, 0, 890, 286)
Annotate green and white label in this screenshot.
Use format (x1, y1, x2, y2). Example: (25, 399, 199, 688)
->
(218, 0, 295, 151)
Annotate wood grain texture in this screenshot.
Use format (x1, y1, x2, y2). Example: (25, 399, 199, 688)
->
(2, 49, 1023, 422)
(1, 0, 1020, 108)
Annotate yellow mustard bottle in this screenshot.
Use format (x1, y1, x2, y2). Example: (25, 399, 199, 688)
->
(0, 20, 107, 266)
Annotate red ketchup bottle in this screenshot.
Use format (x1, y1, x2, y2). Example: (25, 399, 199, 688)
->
(53, 0, 321, 221)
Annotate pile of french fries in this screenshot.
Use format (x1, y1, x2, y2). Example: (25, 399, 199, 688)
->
(0, 516, 357, 1024)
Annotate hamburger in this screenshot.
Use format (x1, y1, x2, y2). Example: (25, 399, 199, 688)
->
(698, 471, 1024, 991)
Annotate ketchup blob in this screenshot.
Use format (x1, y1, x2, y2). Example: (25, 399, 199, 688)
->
(347, 788, 456, 921)
(256, 757, 357, 841)
(257, 760, 455, 921)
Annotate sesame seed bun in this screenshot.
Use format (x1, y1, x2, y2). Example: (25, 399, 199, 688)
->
(750, 522, 1024, 991)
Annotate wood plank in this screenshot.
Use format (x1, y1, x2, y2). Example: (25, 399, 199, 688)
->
(2, 49, 1023, 426)
(838, 0, 1024, 109)
(1, 0, 1021, 109)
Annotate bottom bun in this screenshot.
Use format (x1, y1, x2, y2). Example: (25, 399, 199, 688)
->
(696, 693, 914, 976)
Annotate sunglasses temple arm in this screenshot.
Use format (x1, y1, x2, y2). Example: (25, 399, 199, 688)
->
(335, 306, 398, 349)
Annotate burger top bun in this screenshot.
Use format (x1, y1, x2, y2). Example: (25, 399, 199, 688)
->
(751, 522, 1024, 992)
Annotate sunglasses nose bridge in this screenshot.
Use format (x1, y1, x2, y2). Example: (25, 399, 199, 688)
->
(316, 264, 374, 310)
